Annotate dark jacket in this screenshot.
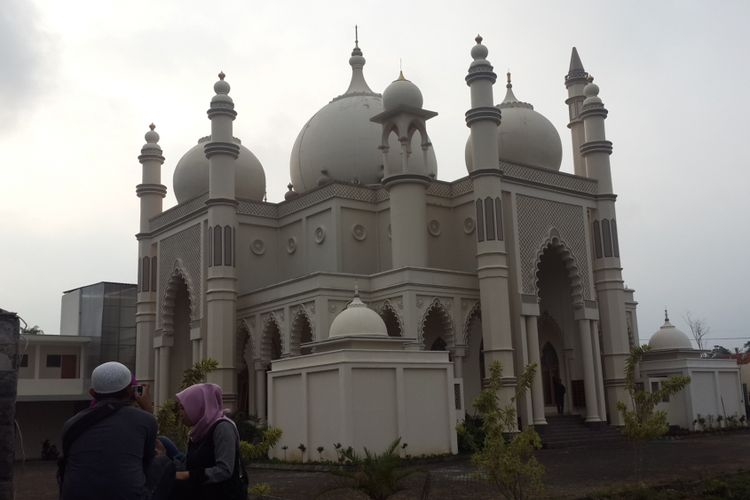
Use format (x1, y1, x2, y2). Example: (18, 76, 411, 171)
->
(181, 420, 244, 500)
(61, 404, 157, 500)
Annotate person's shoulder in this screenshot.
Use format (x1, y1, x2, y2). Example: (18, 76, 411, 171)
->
(121, 405, 157, 426)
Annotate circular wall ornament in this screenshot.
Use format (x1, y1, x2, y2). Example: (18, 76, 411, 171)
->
(463, 217, 476, 234)
(428, 219, 441, 237)
(250, 239, 265, 255)
(352, 224, 367, 241)
(286, 237, 297, 254)
(314, 226, 326, 244)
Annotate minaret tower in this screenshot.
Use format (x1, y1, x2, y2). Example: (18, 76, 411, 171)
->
(135, 124, 166, 389)
(464, 36, 516, 409)
(204, 72, 240, 407)
(371, 70, 437, 268)
(565, 48, 589, 177)
(579, 76, 631, 424)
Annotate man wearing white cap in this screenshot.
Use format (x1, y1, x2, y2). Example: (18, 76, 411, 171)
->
(59, 361, 173, 500)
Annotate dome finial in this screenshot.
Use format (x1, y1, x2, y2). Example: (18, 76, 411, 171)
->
(665, 308, 670, 322)
(144, 123, 160, 144)
(213, 71, 231, 95)
(149, 123, 156, 131)
(355, 24, 359, 48)
(475, 34, 483, 44)
(354, 280, 360, 297)
(506, 71, 512, 89)
(218, 71, 225, 81)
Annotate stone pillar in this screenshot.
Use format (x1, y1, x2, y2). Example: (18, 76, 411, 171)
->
(157, 345, 171, 406)
(591, 320, 608, 422)
(384, 177, 429, 268)
(255, 361, 267, 421)
(525, 315, 547, 426)
(578, 319, 600, 422)
(0, 309, 20, 500)
(453, 345, 465, 379)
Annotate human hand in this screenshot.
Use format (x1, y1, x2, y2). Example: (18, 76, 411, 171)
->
(155, 439, 166, 457)
(176, 471, 190, 480)
(134, 384, 154, 413)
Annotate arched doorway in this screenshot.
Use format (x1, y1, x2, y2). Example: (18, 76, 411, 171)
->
(463, 307, 483, 414)
(421, 301, 453, 353)
(257, 317, 282, 420)
(541, 341, 560, 406)
(165, 275, 193, 399)
(291, 311, 313, 355)
(236, 324, 251, 416)
(380, 304, 402, 337)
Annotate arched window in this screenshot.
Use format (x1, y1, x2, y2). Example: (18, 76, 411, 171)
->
(611, 219, 620, 258)
(142, 257, 150, 292)
(150, 256, 157, 293)
(484, 197, 496, 241)
(495, 197, 504, 241)
(602, 219, 613, 257)
(476, 199, 485, 242)
(224, 225, 232, 267)
(208, 226, 213, 268)
(213, 224, 222, 266)
(593, 220, 603, 259)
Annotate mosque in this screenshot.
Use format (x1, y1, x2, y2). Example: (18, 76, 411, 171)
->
(133, 33, 640, 437)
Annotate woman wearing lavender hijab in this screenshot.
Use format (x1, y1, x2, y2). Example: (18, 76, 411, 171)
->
(171, 383, 246, 500)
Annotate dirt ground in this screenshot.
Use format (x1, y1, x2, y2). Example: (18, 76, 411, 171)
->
(14, 432, 750, 499)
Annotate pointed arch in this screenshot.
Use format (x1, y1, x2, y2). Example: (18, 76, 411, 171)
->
(419, 298, 455, 349)
(290, 306, 314, 355)
(379, 301, 403, 337)
(461, 301, 481, 346)
(161, 259, 198, 333)
(259, 314, 283, 362)
(532, 231, 585, 307)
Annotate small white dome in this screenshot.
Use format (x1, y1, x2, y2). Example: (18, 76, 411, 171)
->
(465, 78, 562, 171)
(649, 316, 693, 350)
(329, 295, 387, 338)
(383, 72, 423, 111)
(173, 136, 266, 204)
(290, 45, 437, 192)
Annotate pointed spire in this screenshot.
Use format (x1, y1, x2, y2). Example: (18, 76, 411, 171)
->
(665, 308, 670, 322)
(498, 71, 532, 110)
(338, 29, 376, 99)
(565, 47, 589, 85)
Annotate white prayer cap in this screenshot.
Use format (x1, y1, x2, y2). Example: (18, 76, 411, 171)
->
(91, 361, 132, 394)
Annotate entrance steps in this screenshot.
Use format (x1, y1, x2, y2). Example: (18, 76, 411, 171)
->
(537, 414, 624, 449)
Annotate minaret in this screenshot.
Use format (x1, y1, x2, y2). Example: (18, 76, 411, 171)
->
(204, 72, 240, 407)
(565, 47, 589, 176)
(464, 35, 517, 411)
(371, 70, 437, 268)
(579, 78, 630, 425)
(135, 124, 166, 389)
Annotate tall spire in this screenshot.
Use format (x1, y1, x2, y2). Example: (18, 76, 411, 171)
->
(338, 27, 376, 98)
(565, 47, 589, 86)
(499, 71, 532, 110)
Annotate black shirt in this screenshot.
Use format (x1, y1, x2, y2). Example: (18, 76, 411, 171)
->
(61, 404, 157, 500)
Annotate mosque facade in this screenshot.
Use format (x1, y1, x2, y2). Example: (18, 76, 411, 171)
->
(134, 35, 640, 430)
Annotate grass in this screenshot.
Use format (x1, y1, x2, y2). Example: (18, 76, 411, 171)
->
(581, 470, 750, 499)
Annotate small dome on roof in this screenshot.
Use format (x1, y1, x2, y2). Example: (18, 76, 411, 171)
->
(329, 293, 387, 338)
(173, 136, 266, 204)
(383, 72, 423, 110)
(649, 311, 694, 350)
(465, 73, 562, 171)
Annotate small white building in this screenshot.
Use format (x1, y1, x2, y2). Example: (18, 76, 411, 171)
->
(268, 293, 458, 461)
(640, 313, 745, 429)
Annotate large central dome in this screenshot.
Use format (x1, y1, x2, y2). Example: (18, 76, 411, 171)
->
(290, 42, 437, 192)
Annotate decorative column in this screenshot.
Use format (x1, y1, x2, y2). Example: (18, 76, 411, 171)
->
(371, 72, 437, 269)
(580, 77, 631, 425)
(525, 315, 547, 425)
(204, 72, 240, 408)
(453, 345, 466, 379)
(578, 319, 601, 422)
(156, 341, 171, 407)
(135, 124, 165, 389)
(255, 360, 267, 421)
(464, 35, 516, 409)
(590, 320, 608, 421)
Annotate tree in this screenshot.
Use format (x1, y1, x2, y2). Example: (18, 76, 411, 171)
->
(617, 345, 690, 481)
(709, 345, 732, 359)
(472, 361, 544, 500)
(684, 311, 709, 352)
(21, 324, 44, 335)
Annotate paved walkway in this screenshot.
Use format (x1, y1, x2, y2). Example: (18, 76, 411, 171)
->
(15, 431, 750, 499)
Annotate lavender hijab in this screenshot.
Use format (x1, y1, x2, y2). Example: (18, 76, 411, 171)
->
(176, 383, 232, 442)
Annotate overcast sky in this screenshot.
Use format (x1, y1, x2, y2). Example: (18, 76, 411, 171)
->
(1, 0, 748, 349)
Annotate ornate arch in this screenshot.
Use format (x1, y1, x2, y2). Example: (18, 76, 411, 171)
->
(289, 305, 314, 354)
(259, 313, 283, 362)
(418, 298, 455, 348)
(160, 258, 198, 334)
(237, 318, 255, 367)
(532, 230, 585, 308)
(461, 301, 481, 346)
(379, 300, 404, 337)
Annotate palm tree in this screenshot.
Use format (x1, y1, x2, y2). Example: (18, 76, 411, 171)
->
(0, 309, 21, 498)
